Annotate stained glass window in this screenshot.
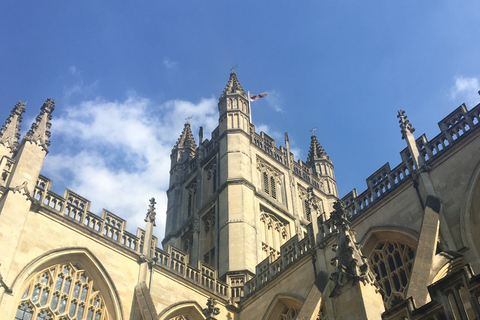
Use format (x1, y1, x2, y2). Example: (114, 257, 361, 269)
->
(14, 263, 111, 320)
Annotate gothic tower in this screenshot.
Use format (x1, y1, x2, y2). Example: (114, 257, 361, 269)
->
(163, 72, 340, 280)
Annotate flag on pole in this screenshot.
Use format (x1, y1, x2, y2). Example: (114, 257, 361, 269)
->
(250, 92, 269, 101)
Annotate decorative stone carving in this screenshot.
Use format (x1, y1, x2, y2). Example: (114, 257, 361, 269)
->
(24, 98, 55, 153)
(204, 213, 215, 232)
(10, 181, 34, 201)
(397, 109, 415, 140)
(144, 198, 157, 226)
(0, 101, 25, 152)
(193, 217, 200, 233)
(202, 297, 220, 320)
(329, 200, 377, 297)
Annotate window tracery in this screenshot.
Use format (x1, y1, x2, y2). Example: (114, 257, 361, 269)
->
(279, 306, 300, 320)
(260, 211, 289, 259)
(202, 210, 216, 267)
(206, 162, 217, 194)
(14, 263, 111, 320)
(368, 241, 416, 308)
(186, 182, 196, 217)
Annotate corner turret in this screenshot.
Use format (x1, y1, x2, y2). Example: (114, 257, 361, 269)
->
(307, 133, 337, 196)
(218, 72, 250, 134)
(0, 101, 26, 159)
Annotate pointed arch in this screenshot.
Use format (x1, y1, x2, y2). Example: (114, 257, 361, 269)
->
(262, 293, 304, 320)
(360, 227, 418, 309)
(460, 159, 480, 268)
(9, 247, 123, 320)
(158, 301, 206, 320)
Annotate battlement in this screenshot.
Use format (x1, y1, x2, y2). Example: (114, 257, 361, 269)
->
(338, 102, 480, 220)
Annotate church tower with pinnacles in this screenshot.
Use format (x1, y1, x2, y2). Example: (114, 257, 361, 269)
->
(1, 72, 480, 320)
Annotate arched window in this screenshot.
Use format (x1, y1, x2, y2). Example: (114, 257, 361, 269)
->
(369, 241, 415, 308)
(279, 306, 299, 320)
(14, 263, 112, 320)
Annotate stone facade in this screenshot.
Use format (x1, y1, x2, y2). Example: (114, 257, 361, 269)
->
(1, 73, 480, 320)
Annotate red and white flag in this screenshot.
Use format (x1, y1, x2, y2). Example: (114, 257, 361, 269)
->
(250, 92, 269, 101)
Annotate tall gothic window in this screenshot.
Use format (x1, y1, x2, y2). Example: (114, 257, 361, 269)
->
(258, 160, 283, 203)
(270, 177, 277, 199)
(369, 241, 416, 308)
(206, 162, 217, 194)
(303, 200, 311, 222)
(15, 263, 111, 320)
(202, 210, 216, 267)
(260, 211, 289, 259)
(264, 172, 270, 194)
(186, 182, 196, 217)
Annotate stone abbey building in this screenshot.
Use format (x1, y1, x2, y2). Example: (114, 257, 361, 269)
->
(1, 72, 480, 320)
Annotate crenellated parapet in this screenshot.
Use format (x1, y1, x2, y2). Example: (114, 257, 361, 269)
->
(339, 102, 480, 220)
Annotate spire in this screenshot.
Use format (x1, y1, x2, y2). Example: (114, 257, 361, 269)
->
(174, 122, 197, 150)
(220, 71, 247, 99)
(0, 101, 26, 153)
(307, 133, 327, 165)
(24, 98, 55, 153)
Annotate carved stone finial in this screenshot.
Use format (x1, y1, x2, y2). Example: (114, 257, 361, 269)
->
(397, 109, 415, 140)
(24, 98, 55, 153)
(144, 197, 157, 226)
(202, 297, 220, 320)
(329, 200, 377, 297)
(0, 101, 26, 153)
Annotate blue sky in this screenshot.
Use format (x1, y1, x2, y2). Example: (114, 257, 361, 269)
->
(1, 1, 479, 241)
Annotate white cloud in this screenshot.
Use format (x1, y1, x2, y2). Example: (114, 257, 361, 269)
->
(450, 76, 480, 107)
(266, 90, 282, 112)
(43, 94, 217, 241)
(69, 66, 79, 75)
(163, 58, 178, 69)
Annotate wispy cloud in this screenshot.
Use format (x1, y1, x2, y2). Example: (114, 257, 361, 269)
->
(43, 94, 217, 240)
(63, 66, 99, 100)
(266, 90, 282, 112)
(450, 76, 480, 107)
(163, 58, 178, 69)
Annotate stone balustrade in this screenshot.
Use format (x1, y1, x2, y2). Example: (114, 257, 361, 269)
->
(341, 102, 480, 219)
(243, 231, 315, 298)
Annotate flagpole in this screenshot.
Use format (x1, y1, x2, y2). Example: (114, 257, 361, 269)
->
(248, 91, 252, 124)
